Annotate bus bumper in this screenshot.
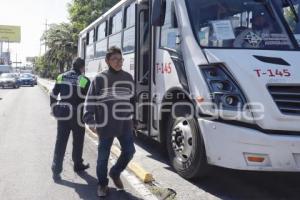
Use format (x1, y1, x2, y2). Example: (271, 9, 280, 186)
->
(198, 119, 300, 171)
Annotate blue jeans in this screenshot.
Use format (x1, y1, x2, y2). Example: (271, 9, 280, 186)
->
(97, 129, 135, 186)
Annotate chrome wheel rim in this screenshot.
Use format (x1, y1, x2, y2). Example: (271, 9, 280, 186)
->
(171, 119, 194, 162)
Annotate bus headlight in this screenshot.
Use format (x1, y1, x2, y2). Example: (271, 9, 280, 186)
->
(201, 65, 246, 110)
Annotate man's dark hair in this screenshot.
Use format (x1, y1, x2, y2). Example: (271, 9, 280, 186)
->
(106, 46, 122, 60)
(72, 57, 85, 71)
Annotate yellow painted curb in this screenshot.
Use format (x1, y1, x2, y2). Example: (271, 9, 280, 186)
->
(128, 161, 154, 183)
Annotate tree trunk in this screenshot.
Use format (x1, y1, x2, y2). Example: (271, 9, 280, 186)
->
(59, 61, 64, 73)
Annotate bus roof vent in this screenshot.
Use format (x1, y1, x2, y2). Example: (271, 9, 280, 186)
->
(253, 55, 290, 66)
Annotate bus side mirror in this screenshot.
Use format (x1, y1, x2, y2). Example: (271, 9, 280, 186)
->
(151, 0, 166, 26)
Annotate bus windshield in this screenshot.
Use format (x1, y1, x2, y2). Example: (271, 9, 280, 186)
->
(280, 0, 300, 45)
(186, 0, 296, 50)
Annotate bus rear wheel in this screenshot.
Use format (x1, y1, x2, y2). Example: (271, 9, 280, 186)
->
(166, 115, 209, 179)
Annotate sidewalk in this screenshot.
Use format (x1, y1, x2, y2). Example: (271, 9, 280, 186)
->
(38, 78, 55, 95)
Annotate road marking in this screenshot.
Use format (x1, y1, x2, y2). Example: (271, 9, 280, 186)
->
(86, 134, 159, 200)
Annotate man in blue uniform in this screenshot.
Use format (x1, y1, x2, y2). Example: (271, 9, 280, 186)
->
(50, 57, 91, 180)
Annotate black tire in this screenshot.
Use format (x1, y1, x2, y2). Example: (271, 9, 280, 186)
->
(166, 102, 210, 179)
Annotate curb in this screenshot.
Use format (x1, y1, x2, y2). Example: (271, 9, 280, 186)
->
(38, 79, 154, 183)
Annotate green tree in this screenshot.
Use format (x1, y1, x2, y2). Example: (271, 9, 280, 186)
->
(42, 23, 77, 76)
(34, 56, 46, 76)
(68, 0, 120, 31)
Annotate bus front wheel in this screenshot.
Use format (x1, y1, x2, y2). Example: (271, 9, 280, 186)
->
(166, 115, 209, 179)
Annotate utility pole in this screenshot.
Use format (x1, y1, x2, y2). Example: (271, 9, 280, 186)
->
(0, 41, 2, 57)
(7, 40, 10, 52)
(44, 19, 49, 77)
(7, 40, 11, 65)
(39, 39, 41, 56)
(44, 19, 48, 54)
(13, 53, 22, 69)
(0, 41, 2, 65)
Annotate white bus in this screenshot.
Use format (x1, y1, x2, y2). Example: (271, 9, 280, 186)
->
(78, 0, 300, 179)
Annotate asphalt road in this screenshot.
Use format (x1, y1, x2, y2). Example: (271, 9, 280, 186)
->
(0, 86, 145, 200)
(1, 85, 300, 200)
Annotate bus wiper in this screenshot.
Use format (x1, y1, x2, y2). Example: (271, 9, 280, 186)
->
(285, 0, 299, 22)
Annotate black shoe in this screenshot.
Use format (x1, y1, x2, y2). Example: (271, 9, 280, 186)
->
(97, 185, 109, 197)
(74, 163, 90, 172)
(52, 173, 61, 182)
(109, 171, 124, 190)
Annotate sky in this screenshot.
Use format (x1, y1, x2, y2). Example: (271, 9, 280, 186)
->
(0, 0, 71, 65)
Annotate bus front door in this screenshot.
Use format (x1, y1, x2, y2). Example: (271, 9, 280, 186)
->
(135, 0, 151, 134)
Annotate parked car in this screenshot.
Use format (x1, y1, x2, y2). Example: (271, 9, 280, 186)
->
(22, 73, 37, 85)
(11, 73, 22, 86)
(19, 73, 35, 87)
(0, 73, 20, 89)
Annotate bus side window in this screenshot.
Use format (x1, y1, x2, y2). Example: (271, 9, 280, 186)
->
(88, 29, 95, 44)
(123, 2, 136, 53)
(108, 11, 123, 49)
(97, 22, 107, 41)
(86, 32, 89, 45)
(96, 22, 108, 58)
(86, 29, 95, 60)
(109, 11, 122, 35)
(160, 0, 179, 50)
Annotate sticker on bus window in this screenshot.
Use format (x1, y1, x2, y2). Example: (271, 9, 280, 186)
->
(244, 31, 263, 47)
(261, 33, 291, 46)
(199, 27, 209, 46)
(211, 20, 235, 40)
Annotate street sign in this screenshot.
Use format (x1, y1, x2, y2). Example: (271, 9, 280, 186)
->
(26, 57, 37, 63)
(0, 25, 21, 42)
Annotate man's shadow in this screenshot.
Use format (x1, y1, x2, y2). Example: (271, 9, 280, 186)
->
(55, 171, 143, 200)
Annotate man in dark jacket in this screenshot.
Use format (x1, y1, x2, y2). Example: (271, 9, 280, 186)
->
(83, 46, 135, 197)
(51, 57, 91, 181)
